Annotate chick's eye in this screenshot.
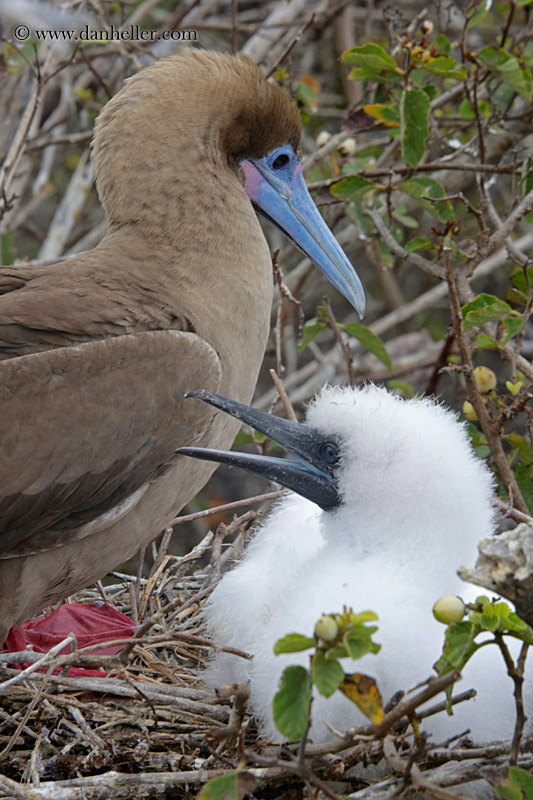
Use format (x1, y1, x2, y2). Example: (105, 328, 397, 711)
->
(319, 441, 339, 465)
(272, 153, 290, 169)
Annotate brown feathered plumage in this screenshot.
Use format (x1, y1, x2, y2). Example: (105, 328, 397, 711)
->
(0, 50, 304, 640)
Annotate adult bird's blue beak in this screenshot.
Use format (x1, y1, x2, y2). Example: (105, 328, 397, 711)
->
(176, 389, 342, 511)
(240, 146, 365, 318)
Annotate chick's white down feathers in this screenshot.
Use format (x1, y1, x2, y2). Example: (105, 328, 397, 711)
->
(205, 385, 529, 743)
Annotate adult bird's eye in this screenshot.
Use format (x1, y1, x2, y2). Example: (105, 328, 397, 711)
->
(272, 153, 290, 169)
(319, 441, 340, 465)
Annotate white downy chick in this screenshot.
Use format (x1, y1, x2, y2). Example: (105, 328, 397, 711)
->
(179, 385, 529, 744)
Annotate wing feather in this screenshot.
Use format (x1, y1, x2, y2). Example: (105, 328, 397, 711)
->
(0, 330, 222, 553)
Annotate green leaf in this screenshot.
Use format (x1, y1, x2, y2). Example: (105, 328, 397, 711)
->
(363, 103, 400, 127)
(233, 429, 265, 446)
(298, 317, 327, 353)
(330, 176, 375, 201)
(425, 56, 456, 72)
(199, 773, 239, 800)
(391, 200, 416, 228)
(342, 44, 398, 72)
(326, 644, 348, 660)
(400, 88, 430, 167)
(507, 288, 529, 307)
(433, 34, 451, 55)
(459, 98, 475, 120)
(501, 316, 524, 345)
(435, 620, 481, 675)
(273, 665, 312, 741)
(477, 47, 532, 99)
(510, 266, 533, 295)
(1, 232, 16, 266)
(461, 293, 512, 331)
(474, 445, 491, 459)
(470, 597, 533, 641)
(348, 67, 402, 84)
(199, 771, 256, 800)
(498, 783, 525, 800)
(339, 323, 392, 371)
(392, 208, 418, 228)
(343, 623, 381, 660)
(399, 176, 454, 221)
(467, 0, 491, 27)
(294, 80, 317, 110)
(387, 379, 415, 396)
(422, 56, 467, 80)
(465, 421, 488, 449)
(311, 651, 344, 697)
(515, 464, 533, 514)
(405, 236, 434, 252)
(274, 633, 317, 654)
(348, 610, 379, 624)
(505, 434, 533, 467)
(500, 766, 533, 800)
(474, 334, 500, 349)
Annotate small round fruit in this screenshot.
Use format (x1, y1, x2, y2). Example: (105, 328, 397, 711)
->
(474, 366, 497, 394)
(420, 19, 434, 35)
(316, 131, 332, 148)
(463, 400, 478, 421)
(339, 137, 356, 157)
(314, 615, 339, 641)
(433, 596, 466, 625)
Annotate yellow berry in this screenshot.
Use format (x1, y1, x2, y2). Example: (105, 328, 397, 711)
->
(463, 401, 478, 421)
(314, 615, 339, 642)
(474, 366, 497, 393)
(433, 596, 466, 625)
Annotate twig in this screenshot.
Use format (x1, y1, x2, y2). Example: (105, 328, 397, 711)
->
(383, 734, 473, 800)
(365, 207, 446, 280)
(323, 295, 354, 383)
(169, 491, 283, 527)
(304, 671, 461, 756)
(269, 369, 298, 421)
(265, 13, 316, 79)
(493, 634, 529, 765)
(307, 161, 520, 190)
(0, 634, 77, 692)
(445, 253, 529, 514)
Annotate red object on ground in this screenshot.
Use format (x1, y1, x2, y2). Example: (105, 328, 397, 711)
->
(1, 603, 136, 676)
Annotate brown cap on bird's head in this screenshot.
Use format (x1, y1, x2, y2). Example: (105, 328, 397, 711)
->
(92, 50, 302, 225)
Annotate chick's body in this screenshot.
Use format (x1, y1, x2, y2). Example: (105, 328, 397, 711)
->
(205, 386, 527, 743)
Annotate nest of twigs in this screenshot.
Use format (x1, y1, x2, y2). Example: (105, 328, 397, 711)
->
(1, 506, 532, 800)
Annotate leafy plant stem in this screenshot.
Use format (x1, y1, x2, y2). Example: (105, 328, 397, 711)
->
(445, 253, 530, 515)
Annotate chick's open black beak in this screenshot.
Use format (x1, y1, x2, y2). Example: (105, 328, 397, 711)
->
(176, 390, 341, 511)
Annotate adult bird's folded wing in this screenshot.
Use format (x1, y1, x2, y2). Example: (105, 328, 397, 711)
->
(0, 330, 222, 556)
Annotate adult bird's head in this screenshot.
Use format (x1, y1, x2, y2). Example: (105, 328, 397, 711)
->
(178, 385, 495, 550)
(92, 50, 365, 316)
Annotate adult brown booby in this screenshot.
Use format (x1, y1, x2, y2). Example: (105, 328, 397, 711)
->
(0, 49, 364, 642)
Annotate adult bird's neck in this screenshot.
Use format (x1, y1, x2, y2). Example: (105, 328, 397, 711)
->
(96, 163, 273, 400)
